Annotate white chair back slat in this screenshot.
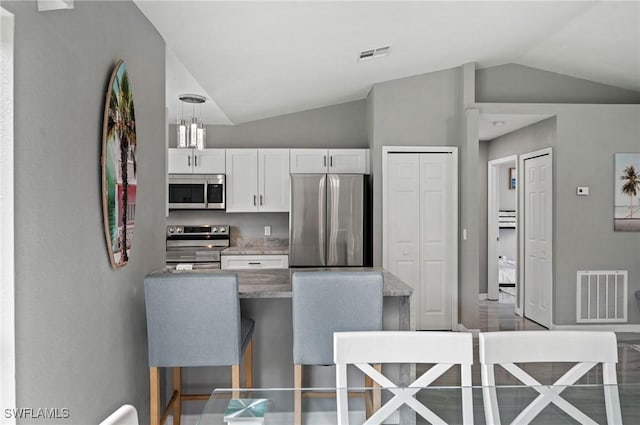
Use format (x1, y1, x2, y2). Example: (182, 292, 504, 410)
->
(334, 331, 474, 425)
(479, 331, 618, 365)
(99, 405, 139, 425)
(335, 331, 473, 365)
(479, 331, 621, 425)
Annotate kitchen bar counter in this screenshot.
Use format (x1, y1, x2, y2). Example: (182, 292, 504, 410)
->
(149, 266, 414, 411)
(160, 267, 412, 298)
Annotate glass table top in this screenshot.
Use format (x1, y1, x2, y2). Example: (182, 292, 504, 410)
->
(196, 384, 640, 425)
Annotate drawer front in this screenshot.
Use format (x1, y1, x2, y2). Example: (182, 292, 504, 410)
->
(221, 255, 289, 270)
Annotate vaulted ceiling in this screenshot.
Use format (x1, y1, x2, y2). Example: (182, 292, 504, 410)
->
(134, 1, 640, 127)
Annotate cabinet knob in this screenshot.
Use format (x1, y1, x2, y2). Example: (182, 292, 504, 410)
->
(194, 155, 198, 167)
(187, 156, 191, 167)
(330, 156, 333, 167)
(253, 195, 257, 206)
(260, 195, 263, 206)
(323, 155, 327, 167)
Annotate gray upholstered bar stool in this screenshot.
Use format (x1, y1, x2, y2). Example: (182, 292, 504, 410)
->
(144, 273, 254, 425)
(292, 271, 383, 425)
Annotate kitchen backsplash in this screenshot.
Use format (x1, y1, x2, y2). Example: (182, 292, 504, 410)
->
(167, 211, 289, 243)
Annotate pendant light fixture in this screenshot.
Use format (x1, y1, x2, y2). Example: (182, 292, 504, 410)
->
(177, 94, 206, 149)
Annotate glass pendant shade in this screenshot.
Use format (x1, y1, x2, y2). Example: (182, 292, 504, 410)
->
(196, 123, 206, 150)
(177, 94, 207, 149)
(177, 119, 187, 148)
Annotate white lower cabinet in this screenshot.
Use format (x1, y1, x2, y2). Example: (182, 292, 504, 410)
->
(221, 255, 289, 270)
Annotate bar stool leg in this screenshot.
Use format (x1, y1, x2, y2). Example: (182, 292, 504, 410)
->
(149, 367, 161, 425)
(364, 364, 382, 419)
(294, 364, 303, 425)
(244, 339, 253, 388)
(172, 367, 182, 425)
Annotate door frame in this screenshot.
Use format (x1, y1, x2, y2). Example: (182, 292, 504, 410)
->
(1, 6, 16, 422)
(487, 155, 518, 301)
(518, 147, 553, 324)
(382, 145, 459, 330)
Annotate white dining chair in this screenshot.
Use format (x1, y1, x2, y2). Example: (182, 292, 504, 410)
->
(334, 331, 474, 425)
(99, 404, 139, 425)
(479, 330, 622, 425)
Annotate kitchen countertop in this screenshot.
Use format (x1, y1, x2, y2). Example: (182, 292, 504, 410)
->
(222, 246, 289, 255)
(155, 267, 413, 298)
(223, 237, 289, 255)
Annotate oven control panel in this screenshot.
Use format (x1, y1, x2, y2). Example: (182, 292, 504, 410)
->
(167, 225, 229, 237)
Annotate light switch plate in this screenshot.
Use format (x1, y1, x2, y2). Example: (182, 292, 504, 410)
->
(264, 225, 271, 236)
(577, 187, 589, 196)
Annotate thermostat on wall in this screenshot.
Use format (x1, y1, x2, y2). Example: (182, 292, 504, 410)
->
(577, 187, 589, 196)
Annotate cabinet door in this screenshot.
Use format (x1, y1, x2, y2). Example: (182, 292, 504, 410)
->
(168, 148, 194, 174)
(193, 149, 225, 174)
(258, 149, 290, 212)
(290, 149, 328, 173)
(328, 149, 369, 174)
(226, 149, 258, 212)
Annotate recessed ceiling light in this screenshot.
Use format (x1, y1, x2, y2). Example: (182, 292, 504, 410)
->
(358, 45, 391, 62)
(492, 120, 506, 127)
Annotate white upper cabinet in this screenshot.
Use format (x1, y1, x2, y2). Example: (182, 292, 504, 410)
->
(290, 149, 369, 174)
(226, 149, 290, 212)
(168, 148, 225, 174)
(258, 149, 291, 212)
(328, 149, 370, 174)
(289, 149, 329, 173)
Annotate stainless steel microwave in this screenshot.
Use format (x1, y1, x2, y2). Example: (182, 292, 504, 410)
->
(168, 174, 225, 210)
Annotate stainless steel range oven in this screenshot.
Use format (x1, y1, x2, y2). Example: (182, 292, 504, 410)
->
(165, 224, 230, 270)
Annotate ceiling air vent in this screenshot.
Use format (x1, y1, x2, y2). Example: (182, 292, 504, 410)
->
(358, 45, 391, 62)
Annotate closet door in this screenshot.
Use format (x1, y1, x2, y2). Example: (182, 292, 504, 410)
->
(419, 154, 453, 329)
(386, 151, 456, 330)
(386, 154, 421, 323)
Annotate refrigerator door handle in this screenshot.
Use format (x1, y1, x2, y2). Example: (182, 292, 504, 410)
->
(318, 175, 326, 265)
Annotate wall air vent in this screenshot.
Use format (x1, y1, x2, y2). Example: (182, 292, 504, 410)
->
(358, 45, 391, 61)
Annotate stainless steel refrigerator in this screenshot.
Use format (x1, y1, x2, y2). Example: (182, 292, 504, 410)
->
(289, 174, 367, 266)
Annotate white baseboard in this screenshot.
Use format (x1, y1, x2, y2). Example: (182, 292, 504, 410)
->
(551, 323, 640, 332)
(478, 293, 488, 300)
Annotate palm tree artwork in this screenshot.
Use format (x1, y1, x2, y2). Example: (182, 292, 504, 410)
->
(102, 60, 137, 267)
(614, 153, 640, 231)
(621, 165, 639, 216)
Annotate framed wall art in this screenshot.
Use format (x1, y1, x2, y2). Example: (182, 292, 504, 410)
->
(614, 153, 640, 232)
(101, 60, 137, 267)
(509, 167, 517, 190)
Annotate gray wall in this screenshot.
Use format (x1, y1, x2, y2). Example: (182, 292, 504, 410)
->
(479, 106, 640, 325)
(367, 67, 481, 327)
(477, 64, 640, 104)
(479, 142, 488, 294)
(4, 1, 166, 423)
(169, 99, 367, 149)
(368, 68, 462, 265)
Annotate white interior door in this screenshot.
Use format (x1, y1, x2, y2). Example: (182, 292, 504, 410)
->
(386, 154, 421, 325)
(419, 154, 453, 329)
(523, 151, 552, 327)
(385, 150, 456, 330)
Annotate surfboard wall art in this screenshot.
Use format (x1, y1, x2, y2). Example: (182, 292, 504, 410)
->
(102, 60, 137, 268)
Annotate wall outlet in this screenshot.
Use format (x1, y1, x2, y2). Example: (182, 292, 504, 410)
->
(264, 225, 271, 236)
(577, 187, 590, 196)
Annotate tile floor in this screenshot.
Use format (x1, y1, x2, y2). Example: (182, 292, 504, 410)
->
(416, 297, 640, 424)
